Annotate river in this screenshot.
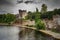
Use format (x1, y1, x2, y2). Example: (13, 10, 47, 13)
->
(0, 26, 54, 40)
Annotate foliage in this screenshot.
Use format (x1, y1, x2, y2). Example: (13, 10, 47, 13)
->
(36, 8, 39, 12)
(25, 8, 41, 20)
(52, 8, 60, 15)
(41, 4, 47, 14)
(0, 13, 16, 23)
(35, 19, 45, 30)
(25, 8, 46, 30)
(25, 4, 60, 30)
(40, 11, 53, 20)
(25, 11, 35, 20)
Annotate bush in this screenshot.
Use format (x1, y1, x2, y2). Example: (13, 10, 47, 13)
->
(0, 13, 16, 23)
(35, 19, 45, 30)
(40, 11, 53, 20)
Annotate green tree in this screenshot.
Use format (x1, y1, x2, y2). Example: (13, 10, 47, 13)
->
(5, 13, 16, 23)
(53, 8, 58, 15)
(40, 11, 53, 20)
(36, 8, 39, 12)
(35, 19, 45, 30)
(57, 9, 60, 15)
(41, 4, 47, 14)
(0, 13, 16, 23)
(25, 11, 36, 20)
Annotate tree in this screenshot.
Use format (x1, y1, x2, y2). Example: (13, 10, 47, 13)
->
(36, 8, 39, 12)
(41, 4, 47, 14)
(40, 11, 53, 20)
(57, 9, 60, 15)
(35, 19, 45, 30)
(0, 13, 16, 23)
(53, 8, 58, 15)
(5, 13, 16, 23)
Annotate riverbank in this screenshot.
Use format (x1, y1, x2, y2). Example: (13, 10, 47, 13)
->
(0, 23, 17, 26)
(0, 23, 12, 26)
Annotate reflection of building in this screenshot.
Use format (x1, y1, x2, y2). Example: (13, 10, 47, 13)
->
(19, 9, 27, 19)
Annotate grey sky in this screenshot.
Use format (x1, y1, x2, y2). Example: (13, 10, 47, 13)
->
(0, 0, 60, 14)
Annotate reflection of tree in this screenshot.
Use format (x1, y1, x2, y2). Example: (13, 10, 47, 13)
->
(18, 28, 34, 40)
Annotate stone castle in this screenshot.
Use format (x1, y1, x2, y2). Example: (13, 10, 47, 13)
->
(19, 9, 27, 19)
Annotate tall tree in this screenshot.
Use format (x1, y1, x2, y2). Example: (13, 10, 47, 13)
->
(53, 8, 58, 15)
(36, 8, 39, 12)
(41, 4, 47, 14)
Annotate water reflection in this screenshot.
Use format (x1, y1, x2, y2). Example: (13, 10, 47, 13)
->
(19, 28, 54, 40)
(19, 28, 35, 40)
(0, 26, 54, 40)
(0, 26, 19, 40)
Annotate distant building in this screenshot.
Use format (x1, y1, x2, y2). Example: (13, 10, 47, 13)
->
(19, 9, 27, 19)
(15, 9, 35, 26)
(15, 9, 28, 24)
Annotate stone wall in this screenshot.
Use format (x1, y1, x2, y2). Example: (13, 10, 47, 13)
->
(22, 20, 35, 26)
(43, 15, 60, 32)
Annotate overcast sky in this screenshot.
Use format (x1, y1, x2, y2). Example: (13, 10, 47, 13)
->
(0, 0, 60, 14)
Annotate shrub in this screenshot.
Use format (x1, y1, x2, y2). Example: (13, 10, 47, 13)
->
(35, 19, 45, 30)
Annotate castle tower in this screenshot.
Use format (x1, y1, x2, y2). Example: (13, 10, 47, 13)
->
(19, 9, 27, 19)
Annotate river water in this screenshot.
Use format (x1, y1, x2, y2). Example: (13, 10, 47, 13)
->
(0, 26, 54, 40)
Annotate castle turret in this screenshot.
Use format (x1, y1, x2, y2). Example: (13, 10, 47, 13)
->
(19, 9, 27, 19)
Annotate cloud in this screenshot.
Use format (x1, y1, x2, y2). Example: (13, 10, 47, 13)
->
(17, 0, 23, 4)
(0, 0, 17, 5)
(0, 0, 60, 14)
(17, 0, 41, 4)
(0, 0, 11, 5)
(24, 1, 33, 4)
